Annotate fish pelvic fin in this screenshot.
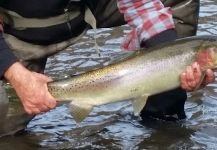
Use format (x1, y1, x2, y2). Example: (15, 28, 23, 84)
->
(69, 101, 93, 123)
(132, 94, 149, 116)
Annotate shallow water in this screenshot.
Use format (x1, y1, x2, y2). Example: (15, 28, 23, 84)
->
(2, 0, 217, 150)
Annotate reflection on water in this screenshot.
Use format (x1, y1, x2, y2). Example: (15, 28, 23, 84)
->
(2, 0, 217, 149)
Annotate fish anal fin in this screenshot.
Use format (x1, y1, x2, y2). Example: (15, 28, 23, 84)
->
(132, 94, 149, 116)
(69, 101, 93, 123)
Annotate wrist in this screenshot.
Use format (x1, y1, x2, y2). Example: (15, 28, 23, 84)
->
(140, 29, 177, 48)
(4, 62, 30, 87)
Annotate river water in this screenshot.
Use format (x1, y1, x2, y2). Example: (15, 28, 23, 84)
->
(1, 1, 217, 150)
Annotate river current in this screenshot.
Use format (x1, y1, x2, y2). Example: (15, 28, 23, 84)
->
(1, 1, 217, 150)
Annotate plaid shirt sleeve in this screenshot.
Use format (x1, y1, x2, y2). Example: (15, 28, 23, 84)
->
(117, 0, 175, 50)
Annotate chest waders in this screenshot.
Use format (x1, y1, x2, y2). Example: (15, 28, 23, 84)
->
(0, 0, 199, 72)
(0, 0, 199, 136)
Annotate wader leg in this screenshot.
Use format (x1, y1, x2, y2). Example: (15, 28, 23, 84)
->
(162, 0, 200, 38)
(139, 29, 188, 121)
(140, 88, 187, 121)
(85, 0, 126, 28)
(87, 0, 199, 121)
(0, 81, 9, 129)
(22, 57, 47, 73)
(87, 0, 199, 38)
(0, 82, 33, 137)
(140, 0, 199, 121)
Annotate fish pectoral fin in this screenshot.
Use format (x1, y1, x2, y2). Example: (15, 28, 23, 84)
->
(132, 94, 149, 116)
(69, 101, 93, 123)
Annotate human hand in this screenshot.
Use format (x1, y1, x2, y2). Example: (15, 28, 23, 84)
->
(4, 62, 56, 115)
(180, 62, 215, 91)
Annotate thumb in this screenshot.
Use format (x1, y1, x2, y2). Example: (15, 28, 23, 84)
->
(32, 72, 53, 82)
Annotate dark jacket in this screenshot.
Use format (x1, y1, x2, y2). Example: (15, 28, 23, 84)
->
(0, 0, 199, 77)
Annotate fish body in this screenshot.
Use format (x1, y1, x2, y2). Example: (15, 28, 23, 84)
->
(48, 35, 217, 123)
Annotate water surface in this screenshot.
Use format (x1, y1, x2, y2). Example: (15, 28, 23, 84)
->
(1, 1, 217, 149)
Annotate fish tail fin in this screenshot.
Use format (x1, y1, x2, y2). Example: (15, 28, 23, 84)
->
(69, 101, 93, 123)
(0, 83, 9, 124)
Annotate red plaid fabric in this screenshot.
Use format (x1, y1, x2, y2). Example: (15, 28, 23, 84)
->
(0, 0, 175, 50)
(117, 0, 175, 50)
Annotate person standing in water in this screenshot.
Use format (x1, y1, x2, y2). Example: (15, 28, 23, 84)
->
(0, 0, 214, 136)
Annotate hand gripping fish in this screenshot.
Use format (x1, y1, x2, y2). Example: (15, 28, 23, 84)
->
(48, 35, 217, 123)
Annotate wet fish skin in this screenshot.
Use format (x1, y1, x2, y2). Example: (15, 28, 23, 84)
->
(0, 81, 9, 127)
(48, 35, 217, 123)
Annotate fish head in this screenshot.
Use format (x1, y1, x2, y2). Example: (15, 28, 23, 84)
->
(196, 44, 217, 70)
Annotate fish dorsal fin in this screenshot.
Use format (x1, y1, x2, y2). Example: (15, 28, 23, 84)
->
(132, 94, 149, 116)
(84, 7, 100, 56)
(69, 101, 93, 123)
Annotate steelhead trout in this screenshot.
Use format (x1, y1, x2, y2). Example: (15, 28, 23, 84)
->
(48, 35, 217, 123)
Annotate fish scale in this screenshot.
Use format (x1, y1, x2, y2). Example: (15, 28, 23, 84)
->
(48, 35, 217, 123)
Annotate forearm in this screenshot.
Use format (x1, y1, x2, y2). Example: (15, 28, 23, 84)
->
(0, 18, 56, 115)
(4, 62, 30, 87)
(117, 0, 175, 50)
(141, 29, 177, 48)
(0, 21, 17, 78)
(4, 61, 57, 115)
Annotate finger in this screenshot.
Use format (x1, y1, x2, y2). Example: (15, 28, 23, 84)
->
(180, 72, 192, 91)
(47, 77, 53, 82)
(30, 108, 41, 115)
(185, 66, 197, 89)
(45, 90, 57, 109)
(25, 102, 49, 114)
(24, 106, 41, 115)
(186, 63, 203, 89)
(38, 105, 49, 112)
(45, 98, 57, 109)
(32, 72, 52, 82)
(192, 62, 202, 85)
(203, 69, 215, 85)
(24, 107, 33, 115)
(31, 96, 54, 111)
